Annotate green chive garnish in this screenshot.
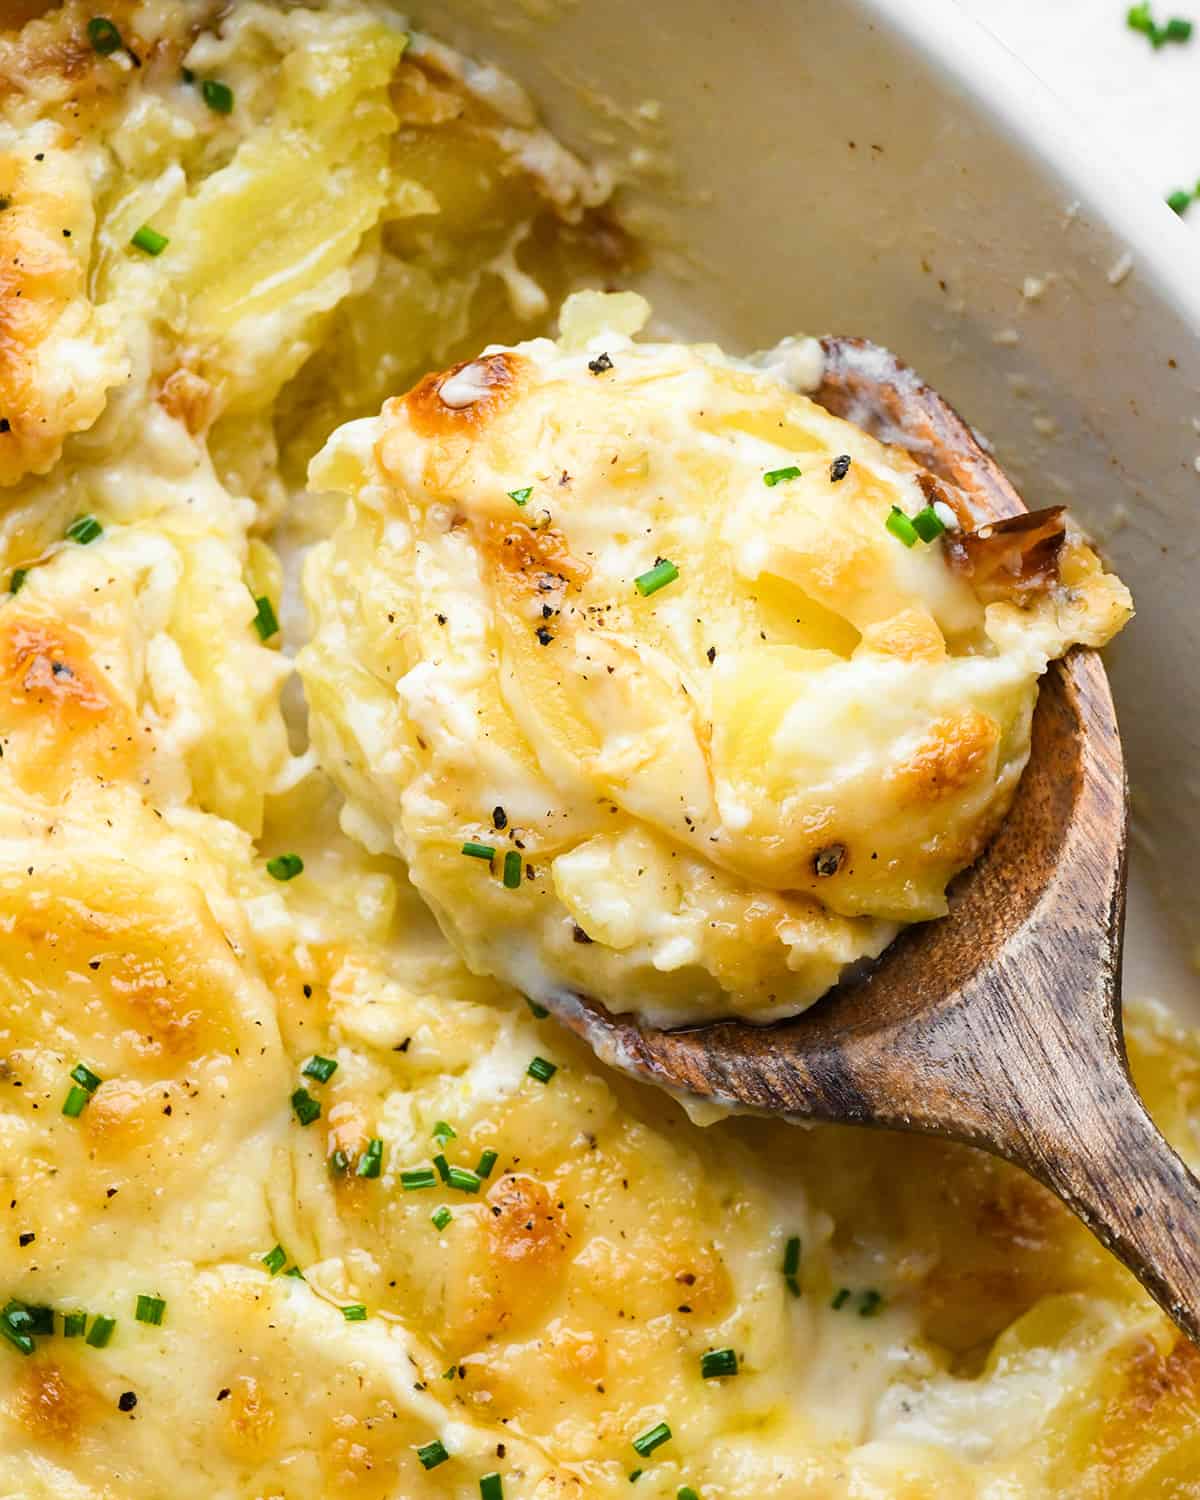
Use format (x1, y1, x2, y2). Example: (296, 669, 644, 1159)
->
(402, 1167, 437, 1191)
(266, 853, 303, 881)
(9, 568, 26, 594)
(63, 1311, 87, 1338)
(527, 1056, 557, 1084)
(0, 1309, 33, 1356)
(201, 78, 234, 113)
(357, 1138, 383, 1179)
(476, 1149, 498, 1178)
(910, 506, 946, 542)
(630, 1471, 643, 1484)
(508, 487, 532, 506)
(262, 1245, 287, 1275)
(252, 594, 279, 641)
(20, 1305, 53, 1336)
(62, 1084, 90, 1118)
(85, 1315, 115, 1348)
(1168, 188, 1192, 215)
(1166, 16, 1194, 39)
(461, 841, 496, 862)
(480, 1473, 504, 1500)
(885, 507, 919, 547)
(858, 1289, 884, 1317)
(302, 1055, 338, 1084)
(291, 1087, 320, 1126)
(700, 1347, 738, 1378)
(65, 514, 102, 545)
(417, 1439, 450, 1470)
(71, 1062, 102, 1093)
(634, 559, 679, 597)
(432, 1121, 456, 1146)
(677, 1490, 700, 1500)
(763, 465, 802, 486)
(632, 1421, 671, 1458)
(135, 1294, 165, 1326)
(831, 1287, 851, 1310)
(783, 1234, 802, 1297)
(130, 225, 168, 257)
(502, 850, 522, 889)
(342, 1304, 367, 1321)
(431, 1205, 452, 1231)
(284, 1264, 305, 1279)
(526, 998, 549, 1019)
(87, 16, 122, 54)
(330, 1148, 349, 1175)
(445, 1166, 481, 1193)
(433, 1152, 451, 1183)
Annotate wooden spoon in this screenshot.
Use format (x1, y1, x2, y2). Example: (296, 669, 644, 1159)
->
(551, 337, 1200, 1344)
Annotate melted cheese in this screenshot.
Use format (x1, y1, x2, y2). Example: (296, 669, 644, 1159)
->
(0, 5, 1192, 1500)
(301, 294, 1131, 1024)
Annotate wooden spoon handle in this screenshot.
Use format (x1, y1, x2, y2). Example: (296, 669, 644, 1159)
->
(1018, 1057, 1200, 1343)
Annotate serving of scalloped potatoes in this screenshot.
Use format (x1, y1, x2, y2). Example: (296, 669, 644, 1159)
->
(0, 4, 1196, 1500)
(301, 293, 1131, 1024)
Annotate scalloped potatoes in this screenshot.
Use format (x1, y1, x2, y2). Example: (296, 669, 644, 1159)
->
(301, 294, 1131, 1024)
(2, 5, 1197, 1500)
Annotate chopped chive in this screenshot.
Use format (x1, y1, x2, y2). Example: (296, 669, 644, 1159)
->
(634, 558, 679, 597)
(283, 1264, 305, 1279)
(87, 16, 122, 54)
(342, 1304, 367, 1322)
(180, 66, 195, 84)
(433, 1152, 451, 1183)
(357, 1138, 383, 1179)
(1168, 188, 1192, 214)
(1165, 16, 1194, 39)
(629, 1474, 643, 1485)
(677, 1490, 700, 1500)
(431, 1205, 452, 1232)
(502, 849, 522, 889)
(62, 1084, 91, 1118)
(329, 1148, 349, 1175)
(785, 1273, 802, 1298)
(130, 225, 168, 257)
(508, 487, 532, 506)
(910, 505, 946, 542)
(23, 1306, 53, 1336)
(0, 1313, 33, 1356)
(302, 1055, 338, 1084)
(201, 78, 234, 113)
(262, 1245, 287, 1276)
(527, 1056, 557, 1084)
(417, 1439, 450, 1470)
(401, 1167, 437, 1191)
(252, 594, 279, 641)
(829, 454, 852, 483)
(134, 1294, 165, 1326)
(461, 841, 496, 862)
(526, 997, 549, 1019)
(476, 1149, 498, 1179)
(290, 1087, 320, 1126)
(763, 465, 802, 487)
(9, 568, 26, 594)
(70, 1062, 102, 1093)
(885, 507, 919, 547)
(480, 1473, 504, 1500)
(266, 853, 303, 881)
(831, 1287, 851, 1310)
(63, 1311, 87, 1338)
(432, 1120, 456, 1146)
(65, 514, 102, 545)
(85, 1315, 115, 1349)
(632, 1421, 672, 1458)
(446, 1166, 481, 1193)
(782, 1235, 802, 1278)
(858, 1289, 884, 1318)
(700, 1347, 738, 1379)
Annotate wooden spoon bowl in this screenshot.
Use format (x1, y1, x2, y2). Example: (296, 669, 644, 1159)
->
(551, 338, 1200, 1344)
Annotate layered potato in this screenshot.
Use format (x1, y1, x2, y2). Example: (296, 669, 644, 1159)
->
(0, 4, 1194, 1500)
(301, 294, 1131, 1024)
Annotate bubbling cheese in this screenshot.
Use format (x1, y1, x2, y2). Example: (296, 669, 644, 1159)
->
(301, 293, 1132, 1024)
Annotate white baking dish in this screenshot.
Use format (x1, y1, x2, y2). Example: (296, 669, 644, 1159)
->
(420, 0, 1200, 1023)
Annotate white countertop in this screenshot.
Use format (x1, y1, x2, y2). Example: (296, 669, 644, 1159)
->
(957, 0, 1200, 233)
